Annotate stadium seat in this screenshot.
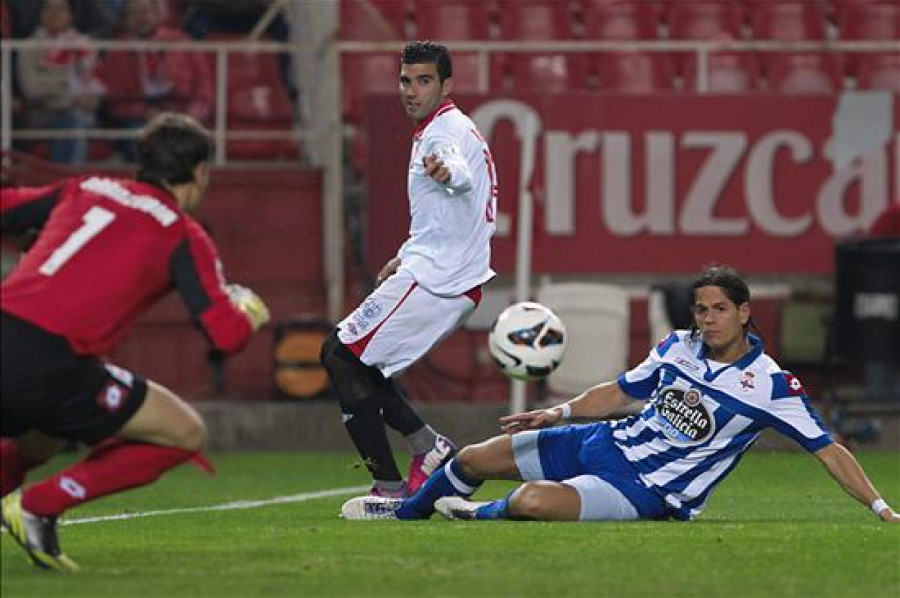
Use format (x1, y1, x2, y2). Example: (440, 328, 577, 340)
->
(341, 52, 401, 123)
(596, 52, 676, 93)
(682, 51, 762, 92)
(491, 52, 591, 93)
(855, 53, 900, 92)
(665, 2, 745, 77)
(206, 36, 298, 160)
(496, 0, 576, 40)
(747, 0, 828, 40)
(665, 1, 745, 40)
(339, 0, 409, 40)
(412, 0, 494, 40)
(449, 52, 489, 93)
(837, 1, 900, 40)
(537, 282, 630, 396)
(580, 0, 660, 40)
(341, 52, 402, 173)
(763, 52, 844, 93)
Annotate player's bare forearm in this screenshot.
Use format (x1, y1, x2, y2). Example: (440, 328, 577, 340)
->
(566, 381, 638, 419)
(375, 257, 401, 287)
(815, 443, 899, 522)
(499, 381, 638, 434)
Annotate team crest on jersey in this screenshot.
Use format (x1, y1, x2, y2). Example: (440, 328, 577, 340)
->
(739, 371, 756, 390)
(96, 381, 129, 413)
(655, 386, 715, 445)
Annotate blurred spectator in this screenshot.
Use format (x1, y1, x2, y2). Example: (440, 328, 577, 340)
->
(179, 0, 289, 41)
(5, 0, 123, 38)
(178, 0, 296, 100)
(98, 0, 213, 159)
(16, 0, 105, 165)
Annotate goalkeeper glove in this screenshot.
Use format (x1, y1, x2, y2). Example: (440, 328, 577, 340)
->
(225, 284, 270, 331)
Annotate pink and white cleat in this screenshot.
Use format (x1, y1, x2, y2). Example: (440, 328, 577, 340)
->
(368, 482, 408, 499)
(406, 435, 457, 494)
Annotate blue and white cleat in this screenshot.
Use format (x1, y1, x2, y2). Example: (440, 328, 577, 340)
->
(434, 496, 488, 521)
(340, 496, 404, 520)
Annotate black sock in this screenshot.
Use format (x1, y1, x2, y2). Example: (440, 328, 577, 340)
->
(379, 378, 426, 436)
(341, 399, 402, 482)
(321, 331, 402, 482)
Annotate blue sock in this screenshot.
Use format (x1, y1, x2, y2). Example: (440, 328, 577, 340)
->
(396, 458, 482, 520)
(475, 492, 514, 520)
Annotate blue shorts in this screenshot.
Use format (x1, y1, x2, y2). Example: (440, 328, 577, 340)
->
(512, 422, 667, 519)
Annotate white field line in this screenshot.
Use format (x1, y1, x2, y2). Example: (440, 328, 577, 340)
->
(52, 485, 371, 527)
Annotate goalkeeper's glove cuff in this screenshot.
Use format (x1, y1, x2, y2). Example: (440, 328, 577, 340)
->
(226, 284, 270, 331)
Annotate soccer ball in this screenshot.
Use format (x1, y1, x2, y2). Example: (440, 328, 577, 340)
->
(488, 302, 567, 381)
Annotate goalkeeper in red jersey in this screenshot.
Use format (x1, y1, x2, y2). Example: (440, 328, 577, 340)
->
(0, 112, 269, 572)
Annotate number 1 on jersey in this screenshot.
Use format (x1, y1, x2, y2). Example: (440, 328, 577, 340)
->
(39, 206, 116, 276)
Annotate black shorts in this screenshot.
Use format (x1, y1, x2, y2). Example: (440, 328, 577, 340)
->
(1, 311, 148, 445)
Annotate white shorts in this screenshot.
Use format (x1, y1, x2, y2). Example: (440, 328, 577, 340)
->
(336, 268, 481, 378)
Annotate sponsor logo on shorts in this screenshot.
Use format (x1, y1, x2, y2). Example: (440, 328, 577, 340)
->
(348, 297, 384, 335)
(361, 297, 383, 320)
(96, 381, 129, 413)
(104, 364, 134, 387)
(655, 386, 715, 445)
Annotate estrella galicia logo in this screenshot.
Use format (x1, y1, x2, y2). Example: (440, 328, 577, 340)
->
(655, 386, 715, 445)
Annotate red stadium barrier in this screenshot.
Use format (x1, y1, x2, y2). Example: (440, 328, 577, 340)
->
(364, 92, 899, 276)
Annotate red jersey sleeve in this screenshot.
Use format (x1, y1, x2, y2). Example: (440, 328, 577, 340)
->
(1, 180, 68, 234)
(170, 218, 253, 354)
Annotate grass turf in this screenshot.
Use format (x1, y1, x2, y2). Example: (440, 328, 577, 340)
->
(2, 451, 898, 597)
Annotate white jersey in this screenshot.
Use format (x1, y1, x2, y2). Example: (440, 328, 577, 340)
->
(397, 100, 497, 296)
(613, 331, 833, 520)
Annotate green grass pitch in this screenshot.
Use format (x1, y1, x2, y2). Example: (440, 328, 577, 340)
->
(2, 451, 898, 597)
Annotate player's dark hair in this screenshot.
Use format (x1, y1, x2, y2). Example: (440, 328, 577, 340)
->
(401, 41, 452, 82)
(136, 112, 213, 188)
(689, 264, 764, 341)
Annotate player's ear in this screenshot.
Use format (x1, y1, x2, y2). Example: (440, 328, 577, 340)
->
(738, 302, 750, 327)
(193, 162, 210, 187)
(442, 76, 454, 97)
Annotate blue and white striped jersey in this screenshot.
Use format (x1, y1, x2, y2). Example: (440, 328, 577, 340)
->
(614, 330, 833, 520)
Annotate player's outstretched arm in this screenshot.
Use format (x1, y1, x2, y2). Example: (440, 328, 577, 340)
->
(814, 443, 899, 522)
(499, 381, 638, 434)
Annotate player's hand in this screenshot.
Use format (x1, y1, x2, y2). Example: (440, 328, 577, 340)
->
(878, 506, 900, 523)
(499, 408, 562, 435)
(225, 284, 270, 331)
(375, 257, 401, 287)
(423, 153, 451, 184)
